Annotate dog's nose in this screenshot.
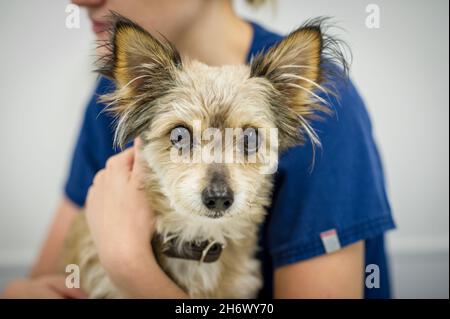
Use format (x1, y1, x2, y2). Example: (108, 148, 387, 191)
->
(201, 179, 234, 212)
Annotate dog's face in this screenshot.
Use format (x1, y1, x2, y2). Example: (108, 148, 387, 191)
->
(99, 15, 341, 223)
(138, 62, 279, 220)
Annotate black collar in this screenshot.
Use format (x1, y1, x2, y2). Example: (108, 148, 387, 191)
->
(157, 236, 224, 263)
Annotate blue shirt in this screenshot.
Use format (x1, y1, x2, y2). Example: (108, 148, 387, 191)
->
(65, 21, 396, 299)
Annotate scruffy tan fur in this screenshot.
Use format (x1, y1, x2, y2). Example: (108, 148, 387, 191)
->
(62, 14, 346, 298)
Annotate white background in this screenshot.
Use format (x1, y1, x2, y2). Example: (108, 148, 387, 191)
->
(0, 0, 448, 298)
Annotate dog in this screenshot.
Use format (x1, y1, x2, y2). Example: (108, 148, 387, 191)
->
(63, 14, 347, 298)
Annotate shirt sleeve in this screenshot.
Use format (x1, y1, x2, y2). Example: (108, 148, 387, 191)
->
(266, 78, 396, 268)
(64, 77, 117, 207)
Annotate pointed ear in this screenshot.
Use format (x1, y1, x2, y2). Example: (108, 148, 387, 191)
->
(97, 13, 182, 148)
(98, 12, 181, 96)
(250, 19, 347, 147)
(251, 26, 322, 86)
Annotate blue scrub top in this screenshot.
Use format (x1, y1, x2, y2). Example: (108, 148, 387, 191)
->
(65, 21, 396, 299)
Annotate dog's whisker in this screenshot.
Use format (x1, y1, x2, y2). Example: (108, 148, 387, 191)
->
(285, 82, 330, 107)
(119, 74, 152, 93)
(277, 73, 329, 95)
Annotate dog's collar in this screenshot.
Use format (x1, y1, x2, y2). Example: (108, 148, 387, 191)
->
(157, 235, 224, 263)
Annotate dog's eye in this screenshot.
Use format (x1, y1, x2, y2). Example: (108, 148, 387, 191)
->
(242, 128, 259, 155)
(170, 126, 191, 149)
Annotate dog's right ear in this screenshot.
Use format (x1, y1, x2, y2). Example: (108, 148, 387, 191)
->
(98, 12, 182, 99)
(97, 13, 182, 149)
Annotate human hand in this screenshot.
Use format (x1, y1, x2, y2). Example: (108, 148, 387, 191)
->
(1, 275, 86, 299)
(85, 138, 156, 280)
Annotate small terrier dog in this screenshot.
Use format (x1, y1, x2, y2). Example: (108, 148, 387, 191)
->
(63, 14, 346, 298)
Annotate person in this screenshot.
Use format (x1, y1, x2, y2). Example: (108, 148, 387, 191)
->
(2, 0, 395, 298)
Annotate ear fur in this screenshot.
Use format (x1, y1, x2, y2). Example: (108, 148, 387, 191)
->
(97, 12, 182, 148)
(250, 17, 349, 149)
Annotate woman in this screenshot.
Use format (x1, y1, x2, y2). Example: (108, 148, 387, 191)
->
(3, 0, 395, 298)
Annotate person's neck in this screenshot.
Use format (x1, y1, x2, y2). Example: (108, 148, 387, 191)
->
(172, 1, 253, 66)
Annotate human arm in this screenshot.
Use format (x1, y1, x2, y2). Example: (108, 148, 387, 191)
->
(263, 77, 395, 299)
(30, 199, 80, 277)
(83, 139, 188, 298)
(274, 241, 364, 298)
(2, 198, 86, 298)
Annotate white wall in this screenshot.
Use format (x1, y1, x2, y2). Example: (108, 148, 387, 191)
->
(0, 0, 448, 298)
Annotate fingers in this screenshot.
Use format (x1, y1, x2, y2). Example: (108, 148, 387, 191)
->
(46, 276, 87, 299)
(32, 287, 65, 299)
(92, 147, 134, 187)
(105, 147, 134, 172)
(92, 169, 106, 186)
(131, 137, 146, 182)
(89, 142, 141, 198)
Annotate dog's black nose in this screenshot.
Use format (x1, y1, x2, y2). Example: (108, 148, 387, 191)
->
(201, 178, 234, 212)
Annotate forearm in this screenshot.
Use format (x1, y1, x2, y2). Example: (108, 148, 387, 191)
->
(30, 198, 79, 278)
(274, 241, 365, 298)
(107, 250, 188, 299)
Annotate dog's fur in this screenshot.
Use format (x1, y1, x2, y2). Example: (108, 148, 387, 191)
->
(63, 14, 347, 298)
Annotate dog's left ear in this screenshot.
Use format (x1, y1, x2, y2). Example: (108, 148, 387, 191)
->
(251, 22, 341, 147)
(98, 13, 182, 148)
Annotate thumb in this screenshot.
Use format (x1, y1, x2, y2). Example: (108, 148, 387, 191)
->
(131, 137, 146, 182)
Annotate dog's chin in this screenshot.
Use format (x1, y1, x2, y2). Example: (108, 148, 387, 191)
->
(204, 211, 227, 219)
(170, 204, 230, 221)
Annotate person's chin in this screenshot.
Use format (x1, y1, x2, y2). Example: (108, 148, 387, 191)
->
(94, 31, 108, 42)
